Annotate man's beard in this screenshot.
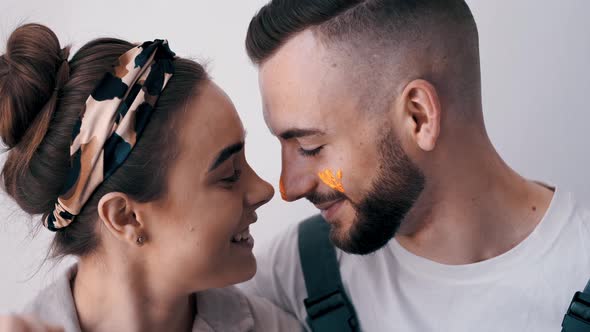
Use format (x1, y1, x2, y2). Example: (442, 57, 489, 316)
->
(307, 129, 425, 255)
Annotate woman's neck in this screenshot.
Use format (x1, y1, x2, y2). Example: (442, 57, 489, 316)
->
(72, 257, 195, 332)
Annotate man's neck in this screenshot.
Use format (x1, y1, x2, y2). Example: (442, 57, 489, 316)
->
(396, 144, 554, 265)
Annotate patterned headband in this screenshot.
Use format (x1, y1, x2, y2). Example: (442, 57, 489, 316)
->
(44, 40, 175, 231)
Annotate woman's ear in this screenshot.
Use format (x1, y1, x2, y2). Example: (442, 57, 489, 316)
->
(98, 192, 144, 246)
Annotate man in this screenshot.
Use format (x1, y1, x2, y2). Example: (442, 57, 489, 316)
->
(238, 0, 590, 331)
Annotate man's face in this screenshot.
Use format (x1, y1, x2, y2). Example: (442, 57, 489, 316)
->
(259, 31, 424, 254)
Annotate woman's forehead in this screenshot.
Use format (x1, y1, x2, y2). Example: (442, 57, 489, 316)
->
(177, 82, 245, 164)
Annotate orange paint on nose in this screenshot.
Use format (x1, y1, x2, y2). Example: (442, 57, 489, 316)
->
(279, 178, 287, 201)
(318, 169, 345, 193)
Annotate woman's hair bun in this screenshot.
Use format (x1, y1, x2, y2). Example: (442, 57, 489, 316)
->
(0, 23, 70, 149)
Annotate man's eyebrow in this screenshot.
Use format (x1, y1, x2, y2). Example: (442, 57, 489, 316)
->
(279, 128, 326, 140)
(208, 142, 244, 172)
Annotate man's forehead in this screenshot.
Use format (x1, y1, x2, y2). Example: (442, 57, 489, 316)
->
(258, 30, 346, 88)
(262, 99, 328, 138)
(258, 30, 365, 136)
(261, 30, 324, 68)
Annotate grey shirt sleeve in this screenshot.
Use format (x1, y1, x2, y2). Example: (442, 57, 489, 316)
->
(245, 293, 304, 331)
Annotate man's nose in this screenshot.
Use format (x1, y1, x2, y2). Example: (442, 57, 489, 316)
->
(279, 161, 317, 202)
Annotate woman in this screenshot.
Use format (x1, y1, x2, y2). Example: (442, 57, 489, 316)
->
(0, 24, 301, 331)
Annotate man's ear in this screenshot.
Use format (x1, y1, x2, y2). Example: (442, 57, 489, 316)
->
(98, 192, 144, 246)
(398, 79, 442, 151)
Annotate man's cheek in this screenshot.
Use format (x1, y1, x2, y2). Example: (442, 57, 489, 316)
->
(318, 168, 345, 193)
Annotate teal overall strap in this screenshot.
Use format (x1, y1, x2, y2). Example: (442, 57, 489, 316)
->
(298, 215, 360, 332)
(561, 279, 590, 331)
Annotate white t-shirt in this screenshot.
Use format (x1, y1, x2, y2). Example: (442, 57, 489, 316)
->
(239, 187, 590, 331)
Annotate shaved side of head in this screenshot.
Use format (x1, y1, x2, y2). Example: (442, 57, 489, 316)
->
(247, 0, 483, 121)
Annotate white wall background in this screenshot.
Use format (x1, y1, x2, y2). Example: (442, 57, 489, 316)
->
(0, 0, 588, 312)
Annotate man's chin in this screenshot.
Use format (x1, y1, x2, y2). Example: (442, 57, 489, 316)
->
(327, 214, 400, 255)
(325, 216, 364, 254)
(328, 224, 353, 251)
(317, 197, 401, 255)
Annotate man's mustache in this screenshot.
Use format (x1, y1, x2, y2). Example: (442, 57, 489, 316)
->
(306, 190, 348, 206)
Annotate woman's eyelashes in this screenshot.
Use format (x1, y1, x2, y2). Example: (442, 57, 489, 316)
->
(220, 169, 242, 185)
(298, 145, 324, 157)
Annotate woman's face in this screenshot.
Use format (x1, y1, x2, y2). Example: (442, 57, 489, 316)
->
(137, 81, 274, 293)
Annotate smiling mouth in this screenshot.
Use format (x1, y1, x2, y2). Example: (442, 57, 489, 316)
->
(315, 199, 344, 211)
(231, 228, 254, 247)
(315, 199, 346, 221)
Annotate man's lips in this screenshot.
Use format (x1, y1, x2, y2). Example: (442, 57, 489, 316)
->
(314, 199, 344, 211)
(315, 199, 345, 221)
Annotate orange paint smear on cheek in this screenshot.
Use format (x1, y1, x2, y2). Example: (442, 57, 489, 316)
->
(318, 169, 345, 193)
(279, 178, 287, 201)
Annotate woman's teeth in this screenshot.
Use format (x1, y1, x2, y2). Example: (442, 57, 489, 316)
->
(232, 229, 253, 244)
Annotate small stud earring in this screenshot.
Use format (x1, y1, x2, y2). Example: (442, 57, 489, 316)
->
(136, 235, 145, 246)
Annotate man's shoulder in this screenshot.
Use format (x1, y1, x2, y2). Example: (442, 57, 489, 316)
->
(570, 190, 590, 237)
(255, 222, 301, 266)
(239, 220, 302, 291)
(271, 221, 301, 249)
(239, 217, 316, 327)
(573, 192, 590, 219)
(560, 188, 590, 227)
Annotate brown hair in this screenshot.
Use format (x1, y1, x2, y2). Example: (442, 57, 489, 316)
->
(246, 0, 477, 65)
(246, 0, 481, 120)
(0, 23, 208, 259)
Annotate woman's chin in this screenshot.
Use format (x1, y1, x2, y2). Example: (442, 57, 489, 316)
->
(220, 256, 258, 288)
(237, 256, 258, 282)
